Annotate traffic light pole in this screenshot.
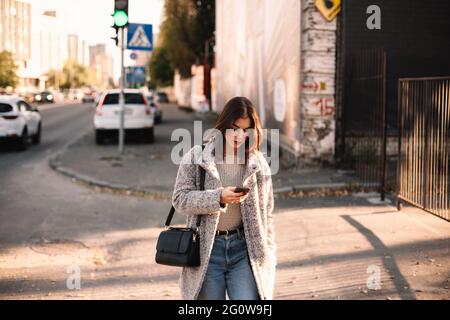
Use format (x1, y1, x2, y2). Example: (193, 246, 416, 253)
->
(119, 26, 125, 155)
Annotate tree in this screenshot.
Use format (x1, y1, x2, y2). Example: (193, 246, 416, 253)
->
(158, 0, 197, 78)
(149, 46, 174, 88)
(191, 0, 215, 67)
(46, 69, 60, 89)
(149, 0, 215, 84)
(47, 60, 96, 89)
(60, 60, 89, 89)
(0, 51, 18, 88)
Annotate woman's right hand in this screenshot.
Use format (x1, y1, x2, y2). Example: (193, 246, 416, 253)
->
(220, 186, 246, 205)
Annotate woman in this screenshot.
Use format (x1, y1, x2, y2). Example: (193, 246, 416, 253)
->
(172, 96, 276, 300)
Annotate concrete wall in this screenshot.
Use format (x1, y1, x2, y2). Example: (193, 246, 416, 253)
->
(174, 71, 192, 107)
(299, 0, 337, 167)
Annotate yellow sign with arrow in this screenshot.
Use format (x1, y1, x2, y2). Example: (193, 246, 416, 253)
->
(315, 0, 341, 22)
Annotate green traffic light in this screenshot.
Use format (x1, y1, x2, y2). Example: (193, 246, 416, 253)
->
(114, 10, 128, 27)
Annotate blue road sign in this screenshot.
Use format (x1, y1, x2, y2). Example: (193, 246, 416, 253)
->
(126, 66, 146, 88)
(127, 23, 153, 51)
(130, 52, 137, 60)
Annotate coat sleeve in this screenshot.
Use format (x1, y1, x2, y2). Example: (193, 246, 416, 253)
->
(258, 154, 276, 254)
(172, 146, 228, 216)
(265, 174, 276, 254)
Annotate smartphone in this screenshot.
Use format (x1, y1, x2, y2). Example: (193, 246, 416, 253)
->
(234, 187, 250, 194)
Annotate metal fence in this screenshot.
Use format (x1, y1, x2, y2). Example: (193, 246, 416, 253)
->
(339, 48, 389, 198)
(397, 77, 450, 221)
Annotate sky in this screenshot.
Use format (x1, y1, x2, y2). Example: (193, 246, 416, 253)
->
(32, 0, 165, 80)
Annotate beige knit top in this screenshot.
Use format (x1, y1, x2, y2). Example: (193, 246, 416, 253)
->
(216, 162, 246, 231)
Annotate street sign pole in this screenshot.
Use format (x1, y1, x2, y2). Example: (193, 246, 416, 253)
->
(119, 26, 125, 155)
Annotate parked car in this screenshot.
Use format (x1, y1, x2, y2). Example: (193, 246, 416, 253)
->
(146, 95, 162, 124)
(155, 91, 169, 103)
(0, 95, 42, 151)
(82, 92, 95, 103)
(94, 89, 154, 144)
(33, 91, 54, 104)
(68, 89, 84, 101)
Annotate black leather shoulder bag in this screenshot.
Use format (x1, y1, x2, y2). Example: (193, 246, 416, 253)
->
(155, 149, 205, 267)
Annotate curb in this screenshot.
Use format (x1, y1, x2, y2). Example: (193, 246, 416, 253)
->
(273, 182, 376, 198)
(50, 154, 366, 200)
(47, 129, 172, 200)
(48, 126, 369, 200)
(49, 155, 172, 201)
(273, 182, 349, 194)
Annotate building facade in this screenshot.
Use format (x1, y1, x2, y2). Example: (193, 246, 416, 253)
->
(1, 1, 93, 92)
(0, 0, 32, 89)
(89, 44, 114, 89)
(215, 0, 450, 169)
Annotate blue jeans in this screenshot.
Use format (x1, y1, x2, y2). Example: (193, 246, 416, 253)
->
(197, 229, 260, 300)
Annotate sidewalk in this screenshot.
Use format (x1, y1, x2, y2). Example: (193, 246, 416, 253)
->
(271, 196, 450, 300)
(3, 193, 449, 300)
(48, 104, 364, 199)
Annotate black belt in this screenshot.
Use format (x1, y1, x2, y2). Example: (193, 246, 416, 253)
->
(216, 227, 244, 236)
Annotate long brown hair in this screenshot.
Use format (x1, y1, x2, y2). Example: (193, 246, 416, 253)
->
(214, 97, 263, 163)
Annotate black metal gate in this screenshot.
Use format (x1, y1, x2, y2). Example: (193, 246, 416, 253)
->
(338, 47, 389, 198)
(397, 77, 450, 221)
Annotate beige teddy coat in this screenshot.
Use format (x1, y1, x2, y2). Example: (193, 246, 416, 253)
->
(171, 134, 277, 300)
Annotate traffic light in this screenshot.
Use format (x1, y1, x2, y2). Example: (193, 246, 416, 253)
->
(113, 0, 128, 27)
(110, 24, 119, 46)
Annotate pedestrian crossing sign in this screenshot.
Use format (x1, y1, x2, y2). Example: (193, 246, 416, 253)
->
(315, 0, 341, 22)
(127, 23, 153, 51)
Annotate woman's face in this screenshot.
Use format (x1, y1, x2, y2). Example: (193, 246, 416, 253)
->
(225, 117, 252, 150)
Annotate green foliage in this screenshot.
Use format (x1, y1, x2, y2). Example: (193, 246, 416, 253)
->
(149, 46, 174, 87)
(191, 0, 215, 65)
(149, 0, 215, 84)
(0, 51, 18, 88)
(47, 60, 98, 89)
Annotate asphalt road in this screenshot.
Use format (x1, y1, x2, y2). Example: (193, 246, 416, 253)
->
(0, 102, 175, 299)
(0, 103, 99, 245)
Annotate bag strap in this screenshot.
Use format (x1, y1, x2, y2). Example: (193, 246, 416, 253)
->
(165, 145, 206, 228)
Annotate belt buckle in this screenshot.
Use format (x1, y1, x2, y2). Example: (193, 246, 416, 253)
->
(217, 230, 229, 236)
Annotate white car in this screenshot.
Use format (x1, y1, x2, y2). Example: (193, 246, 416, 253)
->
(93, 89, 154, 144)
(0, 95, 42, 151)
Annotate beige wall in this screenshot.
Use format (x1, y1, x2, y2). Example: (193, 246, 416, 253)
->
(216, 0, 302, 156)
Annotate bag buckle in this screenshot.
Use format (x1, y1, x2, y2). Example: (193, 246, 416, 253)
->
(192, 226, 199, 242)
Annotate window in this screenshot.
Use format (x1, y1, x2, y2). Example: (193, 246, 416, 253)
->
(18, 101, 32, 112)
(102, 93, 146, 105)
(0, 103, 13, 113)
(103, 94, 119, 105)
(125, 93, 146, 104)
